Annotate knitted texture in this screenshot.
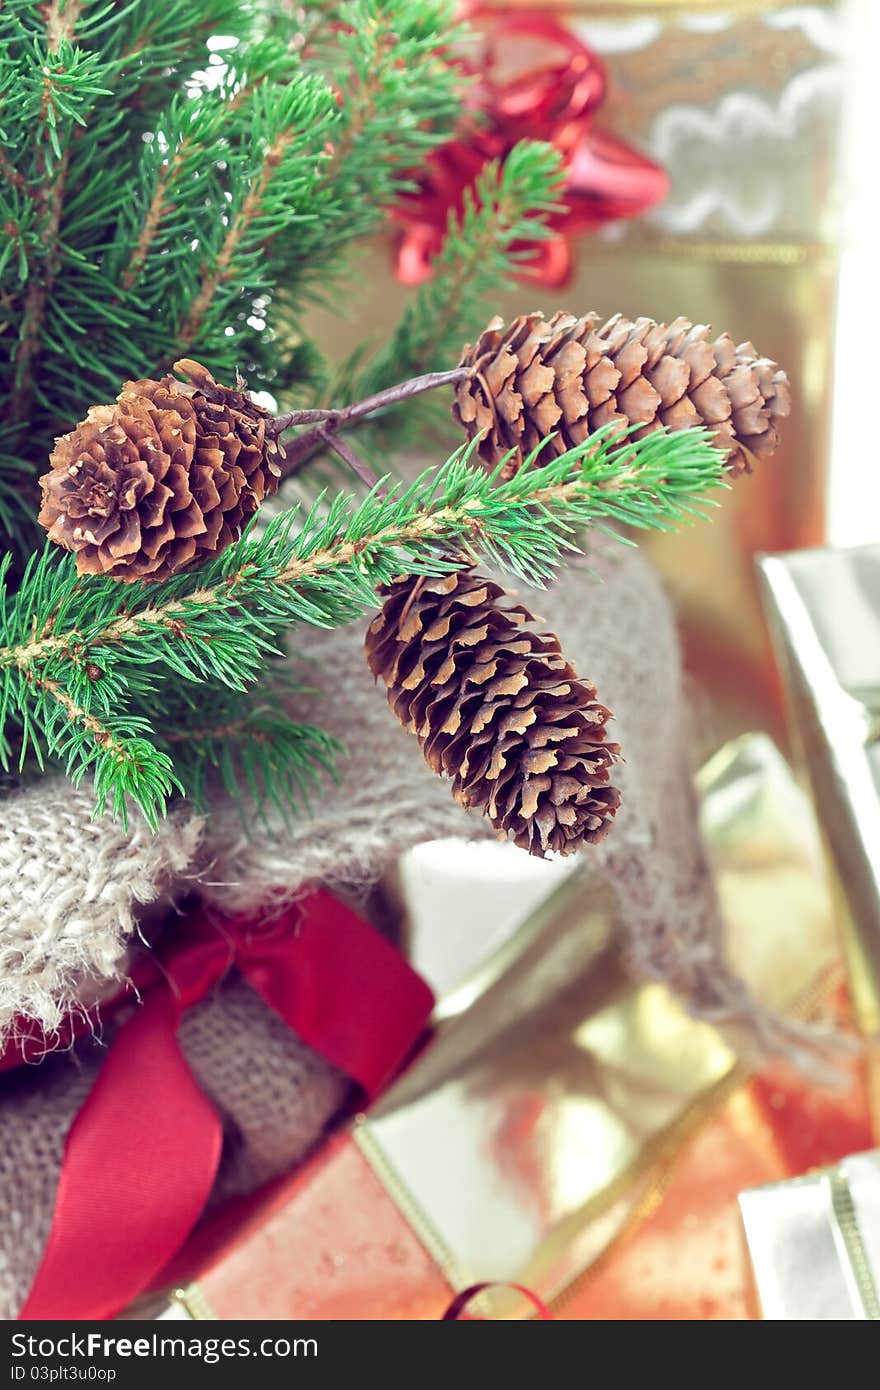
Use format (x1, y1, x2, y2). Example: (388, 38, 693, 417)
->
(0, 788, 202, 1044)
(0, 974, 348, 1319)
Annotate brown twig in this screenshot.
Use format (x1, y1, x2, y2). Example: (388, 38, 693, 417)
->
(273, 366, 471, 478)
(322, 430, 383, 494)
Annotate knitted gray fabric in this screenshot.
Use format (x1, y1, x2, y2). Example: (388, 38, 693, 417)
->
(0, 543, 798, 1318)
(0, 787, 202, 1043)
(0, 975, 348, 1320)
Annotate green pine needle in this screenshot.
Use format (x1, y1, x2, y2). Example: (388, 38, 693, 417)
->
(0, 425, 725, 826)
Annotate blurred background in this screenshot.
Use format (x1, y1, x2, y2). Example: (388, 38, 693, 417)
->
(309, 0, 876, 746)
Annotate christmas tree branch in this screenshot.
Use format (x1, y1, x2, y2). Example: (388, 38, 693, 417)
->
(0, 145, 25, 192)
(348, 143, 565, 408)
(0, 425, 723, 823)
(154, 697, 341, 829)
(176, 128, 298, 356)
(6, 2, 110, 428)
(43, 0, 83, 55)
(11, 152, 70, 419)
(0, 425, 723, 676)
(119, 144, 193, 295)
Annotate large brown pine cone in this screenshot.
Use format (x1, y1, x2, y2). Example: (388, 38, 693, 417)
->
(365, 569, 621, 857)
(38, 360, 282, 581)
(453, 311, 791, 479)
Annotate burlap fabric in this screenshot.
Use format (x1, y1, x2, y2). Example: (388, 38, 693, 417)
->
(0, 543, 799, 1316)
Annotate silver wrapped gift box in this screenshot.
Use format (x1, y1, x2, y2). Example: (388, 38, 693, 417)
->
(739, 1150, 880, 1320)
(759, 544, 880, 1117)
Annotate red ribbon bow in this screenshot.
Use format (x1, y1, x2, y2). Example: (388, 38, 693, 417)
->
(19, 889, 434, 1321)
(393, 10, 668, 288)
(443, 1283, 553, 1320)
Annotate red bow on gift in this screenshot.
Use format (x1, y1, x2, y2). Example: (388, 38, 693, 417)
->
(393, 9, 668, 288)
(18, 890, 435, 1321)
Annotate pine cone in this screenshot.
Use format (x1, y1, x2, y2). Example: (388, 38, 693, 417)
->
(453, 311, 791, 479)
(38, 360, 282, 581)
(365, 569, 621, 857)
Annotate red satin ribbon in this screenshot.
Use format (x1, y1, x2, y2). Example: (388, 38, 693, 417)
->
(393, 9, 667, 288)
(19, 889, 434, 1321)
(443, 1282, 554, 1320)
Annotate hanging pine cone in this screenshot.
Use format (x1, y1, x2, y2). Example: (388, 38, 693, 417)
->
(365, 569, 621, 857)
(452, 311, 790, 479)
(38, 360, 282, 581)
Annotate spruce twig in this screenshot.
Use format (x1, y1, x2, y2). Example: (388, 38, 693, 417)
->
(0, 423, 724, 824)
(2, 426, 724, 677)
(175, 128, 298, 356)
(9, 0, 83, 424)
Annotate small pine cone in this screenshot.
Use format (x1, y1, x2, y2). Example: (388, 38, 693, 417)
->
(365, 570, 621, 857)
(38, 360, 282, 581)
(452, 310, 791, 479)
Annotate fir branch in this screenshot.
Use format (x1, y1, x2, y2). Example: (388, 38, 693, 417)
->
(0, 145, 25, 192)
(176, 126, 298, 355)
(0, 425, 724, 823)
(156, 689, 341, 830)
(15, 670, 180, 830)
(118, 134, 196, 295)
(11, 151, 70, 423)
(9, 0, 85, 423)
(1, 426, 724, 676)
(262, 0, 463, 316)
(43, 0, 84, 56)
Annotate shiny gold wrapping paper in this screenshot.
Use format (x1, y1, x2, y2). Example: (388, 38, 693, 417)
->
(152, 734, 842, 1321)
(760, 544, 880, 1132)
(353, 734, 838, 1317)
